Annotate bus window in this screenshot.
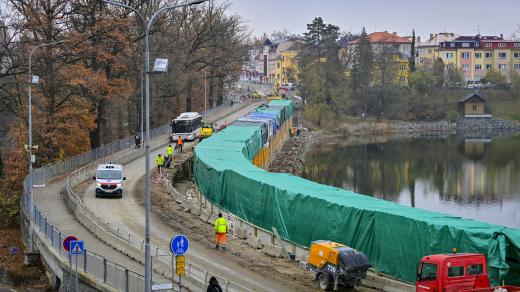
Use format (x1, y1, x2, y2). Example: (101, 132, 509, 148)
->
(173, 120, 192, 133)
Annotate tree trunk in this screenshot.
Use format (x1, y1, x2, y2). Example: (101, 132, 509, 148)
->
(186, 77, 193, 112)
(89, 100, 104, 149)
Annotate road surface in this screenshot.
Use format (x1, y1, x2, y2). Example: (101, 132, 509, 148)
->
(79, 102, 304, 291)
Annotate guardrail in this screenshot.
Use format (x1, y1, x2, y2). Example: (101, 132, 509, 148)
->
(21, 101, 253, 291)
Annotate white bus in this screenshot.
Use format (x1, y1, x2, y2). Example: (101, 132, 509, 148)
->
(170, 112, 203, 142)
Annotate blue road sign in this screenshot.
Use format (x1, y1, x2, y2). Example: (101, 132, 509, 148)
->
(69, 240, 85, 255)
(170, 235, 189, 256)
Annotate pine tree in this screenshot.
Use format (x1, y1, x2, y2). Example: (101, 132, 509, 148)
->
(409, 29, 416, 73)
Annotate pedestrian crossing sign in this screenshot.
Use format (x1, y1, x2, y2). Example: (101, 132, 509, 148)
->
(69, 240, 84, 255)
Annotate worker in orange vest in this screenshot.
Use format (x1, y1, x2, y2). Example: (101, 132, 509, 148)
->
(176, 136, 183, 152)
(214, 213, 228, 251)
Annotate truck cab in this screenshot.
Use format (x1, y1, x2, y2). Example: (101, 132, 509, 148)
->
(417, 253, 491, 292)
(93, 164, 125, 198)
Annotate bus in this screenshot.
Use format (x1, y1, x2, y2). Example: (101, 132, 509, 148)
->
(170, 112, 202, 142)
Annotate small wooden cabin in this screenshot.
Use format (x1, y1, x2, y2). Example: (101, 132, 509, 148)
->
(457, 93, 491, 118)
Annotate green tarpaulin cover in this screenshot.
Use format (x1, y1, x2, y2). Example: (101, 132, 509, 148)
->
(194, 102, 520, 285)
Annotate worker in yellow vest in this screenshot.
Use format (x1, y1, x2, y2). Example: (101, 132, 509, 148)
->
(214, 213, 228, 251)
(167, 144, 174, 159)
(155, 153, 165, 179)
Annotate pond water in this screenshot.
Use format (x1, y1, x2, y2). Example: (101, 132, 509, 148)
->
(301, 133, 520, 228)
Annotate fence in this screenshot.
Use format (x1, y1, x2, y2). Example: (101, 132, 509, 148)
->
(21, 100, 252, 292)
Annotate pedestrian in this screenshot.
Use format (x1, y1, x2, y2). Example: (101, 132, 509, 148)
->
(155, 153, 164, 180)
(207, 276, 222, 292)
(176, 136, 183, 152)
(214, 213, 228, 251)
(134, 134, 141, 148)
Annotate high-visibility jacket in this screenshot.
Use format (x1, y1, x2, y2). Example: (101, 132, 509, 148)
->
(156, 155, 165, 166)
(177, 137, 184, 145)
(167, 146, 173, 156)
(214, 217, 227, 233)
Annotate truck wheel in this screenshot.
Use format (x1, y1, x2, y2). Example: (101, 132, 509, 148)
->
(317, 272, 332, 291)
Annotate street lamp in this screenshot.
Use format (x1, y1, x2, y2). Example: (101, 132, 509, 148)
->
(27, 40, 66, 252)
(102, 1, 208, 291)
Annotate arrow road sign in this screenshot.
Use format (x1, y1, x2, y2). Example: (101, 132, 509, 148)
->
(63, 236, 78, 252)
(69, 240, 84, 256)
(170, 235, 189, 256)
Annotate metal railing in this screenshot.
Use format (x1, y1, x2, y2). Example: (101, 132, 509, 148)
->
(21, 101, 253, 292)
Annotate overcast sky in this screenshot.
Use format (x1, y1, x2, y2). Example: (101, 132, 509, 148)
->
(228, 0, 520, 40)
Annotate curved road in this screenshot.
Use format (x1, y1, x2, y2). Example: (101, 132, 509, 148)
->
(81, 102, 295, 291)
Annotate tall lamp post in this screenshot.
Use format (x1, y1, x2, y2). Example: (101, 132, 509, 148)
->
(101, 1, 208, 291)
(27, 40, 66, 252)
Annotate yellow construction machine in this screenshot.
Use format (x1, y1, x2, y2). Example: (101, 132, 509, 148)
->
(199, 122, 214, 141)
(307, 240, 371, 290)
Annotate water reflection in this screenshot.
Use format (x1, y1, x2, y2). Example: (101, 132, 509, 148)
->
(302, 134, 520, 228)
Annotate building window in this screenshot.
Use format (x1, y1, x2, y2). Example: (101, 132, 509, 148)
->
(486, 64, 492, 69)
(450, 43, 456, 48)
(514, 64, 520, 70)
(475, 64, 482, 70)
(461, 52, 470, 59)
(475, 53, 482, 58)
(472, 105, 477, 111)
(400, 64, 406, 71)
(485, 43, 493, 48)
(428, 49, 433, 54)
(463, 64, 470, 71)
(445, 52, 454, 59)
(485, 52, 493, 58)
(400, 76, 405, 82)
(515, 43, 520, 48)
(462, 43, 470, 47)
(498, 64, 507, 70)
(499, 52, 507, 59)
(514, 52, 520, 58)
(498, 43, 506, 48)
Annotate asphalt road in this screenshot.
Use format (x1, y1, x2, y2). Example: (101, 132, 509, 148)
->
(79, 102, 300, 291)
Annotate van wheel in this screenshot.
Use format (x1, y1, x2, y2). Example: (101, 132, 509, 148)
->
(317, 272, 332, 291)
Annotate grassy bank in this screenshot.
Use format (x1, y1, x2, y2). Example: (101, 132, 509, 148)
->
(302, 89, 520, 134)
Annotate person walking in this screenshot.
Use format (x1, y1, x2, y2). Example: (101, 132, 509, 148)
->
(214, 213, 228, 251)
(207, 276, 222, 292)
(134, 134, 141, 148)
(176, 136, 184, 152)
(155, 153, 165, 181)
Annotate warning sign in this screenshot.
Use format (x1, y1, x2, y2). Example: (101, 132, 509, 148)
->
(175, 255, 185, 275)
(69, 240, 84, 255)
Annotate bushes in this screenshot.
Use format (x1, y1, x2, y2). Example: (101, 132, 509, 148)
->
(0, 193, 19, 228)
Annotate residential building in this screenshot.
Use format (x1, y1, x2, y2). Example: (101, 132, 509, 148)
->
(274, 43, 302, 89)
(345, 31, 412, 85)
(439, 34, 520, 82)
(416, 33, 459, 67)
(259, 36, 303, 84)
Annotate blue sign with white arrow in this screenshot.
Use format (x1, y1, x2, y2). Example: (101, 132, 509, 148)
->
(170, 235, 189, 256)
(69, 240, 85, 256)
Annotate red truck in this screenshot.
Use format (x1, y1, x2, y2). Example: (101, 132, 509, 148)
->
(416, 252, 520, 292)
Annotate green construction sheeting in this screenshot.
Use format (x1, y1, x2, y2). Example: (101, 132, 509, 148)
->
(193, 102, 520, 285)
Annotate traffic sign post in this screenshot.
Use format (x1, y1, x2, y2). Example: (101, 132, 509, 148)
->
(63, 235, 78, 291)
(69, 240, 84, 292)
(170, 235, 189, 292)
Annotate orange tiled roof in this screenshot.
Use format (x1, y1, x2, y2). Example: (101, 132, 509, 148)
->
(349, 31, 411, 44)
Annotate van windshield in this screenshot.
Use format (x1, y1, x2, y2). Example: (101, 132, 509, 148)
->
(97, 170, 122, 180)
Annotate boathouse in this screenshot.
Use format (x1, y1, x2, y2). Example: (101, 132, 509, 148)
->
(458, 93, 491, 118)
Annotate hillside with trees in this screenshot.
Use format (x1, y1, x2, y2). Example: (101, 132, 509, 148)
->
(0, 0, 249, 228)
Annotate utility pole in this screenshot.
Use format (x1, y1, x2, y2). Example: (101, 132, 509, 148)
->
(27, 40, 66, 251)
